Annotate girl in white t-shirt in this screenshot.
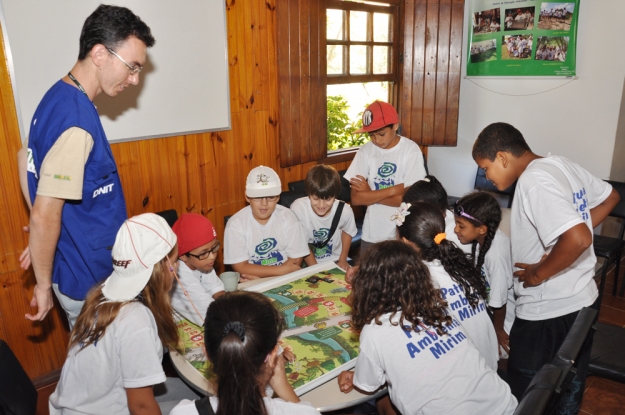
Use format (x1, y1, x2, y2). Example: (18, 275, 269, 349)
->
(453, 192, 516, 358)
(50, 213, 195, 414)
(397, 202, 499, 371)
(338, 241, 517, 415)
(171, 291, 320, 415)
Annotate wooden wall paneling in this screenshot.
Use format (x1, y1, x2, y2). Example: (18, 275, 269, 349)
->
(422, 0, 440, 144)
(433, 0, 451, 145)
(276, 0, 294, 166)
(444, 0, 464, 146)
(399, 0, 415, 137)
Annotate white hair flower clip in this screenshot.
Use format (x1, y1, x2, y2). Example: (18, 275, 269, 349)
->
(390, 202, 411, 226)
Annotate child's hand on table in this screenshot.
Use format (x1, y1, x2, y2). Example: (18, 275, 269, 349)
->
(338, 370, 354, 393)
(345, 265, 358, 284)
(336, 258, 350, 272)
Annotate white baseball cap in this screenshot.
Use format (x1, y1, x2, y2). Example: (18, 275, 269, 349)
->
(245, 165, 282, 198)
(102, 213, 177, 302)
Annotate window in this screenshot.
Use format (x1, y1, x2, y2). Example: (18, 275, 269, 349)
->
(276, 0, 464, 168)
(326, 0, 400, 152)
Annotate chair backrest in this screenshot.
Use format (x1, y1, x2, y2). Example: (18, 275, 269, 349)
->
(0, 340, 38, 415)
(278, 190, 305, 208)
(606, 180, 625, 222)
(289, 171, 352, 204)
(155, 209, 179, 228)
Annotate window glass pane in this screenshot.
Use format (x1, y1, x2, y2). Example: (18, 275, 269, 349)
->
(350, 45, 367, 74)
(327, 9, 344, 40)
(327, 82, 391, 151)
(327, 45, 344, 75)
(373, 46, 390, 74)
(373, 13, 390, 42)
(350, 11, 368, 41)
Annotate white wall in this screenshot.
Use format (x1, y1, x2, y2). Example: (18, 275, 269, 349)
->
(428, 2, 625, 198)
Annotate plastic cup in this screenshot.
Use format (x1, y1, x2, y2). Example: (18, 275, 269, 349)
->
(219, 271, 240, 292)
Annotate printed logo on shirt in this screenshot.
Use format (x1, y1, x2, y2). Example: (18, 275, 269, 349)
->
(251, 238, 284, 266)
(439, 283, 487, 322)
(311, 228, 333, 260)
(401, 319, 467, 360)
(26, 148, 38, 178)
(374, 162, 397, 190)
(573, 187, 589, 221)
(54, 174, 71, 181)
(93, 183, 114, 198)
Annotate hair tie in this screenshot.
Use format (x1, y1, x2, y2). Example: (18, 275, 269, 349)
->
(390, 202, 411, 226)
(434, 233, 446, 245)
(223, 321, 246, 342)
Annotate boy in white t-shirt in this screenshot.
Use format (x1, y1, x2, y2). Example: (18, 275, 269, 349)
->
(344, 101, 426, 251)
(473, 122, 620, 414)
(224, 165, 309, 280)
(171, 213, 224, 326)
(290, 165, 357, 271)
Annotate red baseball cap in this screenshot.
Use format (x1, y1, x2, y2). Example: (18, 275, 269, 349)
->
(172, 213, 217, 256)
(353, 101, 399, 134)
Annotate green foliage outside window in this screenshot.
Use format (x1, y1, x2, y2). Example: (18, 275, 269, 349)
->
(327, 95, 366, 150)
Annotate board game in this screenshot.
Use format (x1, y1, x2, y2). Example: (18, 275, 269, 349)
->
(175, 262, 360, 396)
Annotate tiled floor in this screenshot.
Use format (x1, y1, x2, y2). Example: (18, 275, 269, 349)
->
(578, 259, 625, 415)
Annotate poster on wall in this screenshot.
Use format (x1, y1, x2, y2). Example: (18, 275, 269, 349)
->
(466, 0, 579, 76)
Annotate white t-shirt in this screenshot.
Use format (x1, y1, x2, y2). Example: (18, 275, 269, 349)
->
(479, 229, 516, 334)
(290, 197, 357, 263)
(49, 302, 166, 414)
(353, 313, 517, 415)
(170, 396, 321, 415)
(511, 156, 612, 320)
(426, 260, 499, 370)
(344, 136, 426, 243)
(224, 205, 310, 266)
(171, 261, 224, 326)
(444, 210, 472, 254)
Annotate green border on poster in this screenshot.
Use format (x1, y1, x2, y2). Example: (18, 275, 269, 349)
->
(466, 0, 579, 76)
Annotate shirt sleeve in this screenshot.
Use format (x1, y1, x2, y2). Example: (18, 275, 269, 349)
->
(223, 212, 251, 264)
(343, 147, 369, 182)
(402, 141, 427, 187)
(353, 348, 386, 392)
(119, 306, 167, 389)
(340, 204, 358, 237)
(37, 127, 94, 200)
(202, 270, 225, 296)
(578, 168, 613, 209)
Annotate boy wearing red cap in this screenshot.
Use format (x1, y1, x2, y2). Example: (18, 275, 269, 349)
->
(344, 101, 426, 251)
(171, 213, 224, 326)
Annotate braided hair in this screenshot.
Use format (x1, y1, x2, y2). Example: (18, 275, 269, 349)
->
(397, 202, 487, 308)
(453, 192, 501, 274)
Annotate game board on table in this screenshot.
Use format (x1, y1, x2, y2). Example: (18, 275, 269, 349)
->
(248, 262, 360, 395)
(175, 262, 360, 396)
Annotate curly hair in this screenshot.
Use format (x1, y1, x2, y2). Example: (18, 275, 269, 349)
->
(402, 175, 449, 215)
(204, 291, 285, 415)
(454, 191, 501, 273)
(397, 202, 487, 308)
(351, 240, 451, 335)
(472, 122, 531, 161)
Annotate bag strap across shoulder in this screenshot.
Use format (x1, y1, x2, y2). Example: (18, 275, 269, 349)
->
(194, 396, 216, 415)
(313, 201, 345, 249)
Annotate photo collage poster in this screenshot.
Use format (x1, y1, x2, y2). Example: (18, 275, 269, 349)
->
(466, 0, 579, 76)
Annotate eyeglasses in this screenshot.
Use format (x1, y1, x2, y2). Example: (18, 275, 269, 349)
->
(106, 47, 143, 75)
(453, 203, 483, 225)
(185, 240, 221, 260)
(249, 196, 280, 203)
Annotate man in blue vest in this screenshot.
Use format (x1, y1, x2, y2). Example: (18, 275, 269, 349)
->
(21, 5, 155, 328)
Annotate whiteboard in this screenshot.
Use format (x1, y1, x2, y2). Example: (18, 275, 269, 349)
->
(0, 0, 231, 144)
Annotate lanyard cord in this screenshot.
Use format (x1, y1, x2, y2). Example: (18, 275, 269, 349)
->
(167, 258, 205, 323)
(67, 72, 88, 98)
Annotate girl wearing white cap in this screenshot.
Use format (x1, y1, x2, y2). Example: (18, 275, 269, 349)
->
(50, 213, 198, 414)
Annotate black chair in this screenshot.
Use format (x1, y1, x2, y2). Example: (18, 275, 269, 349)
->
(278, 190, 306, 208)
(592, 180, 625, 298)
(155, 209, 179, 228)
(0, 340, 38, 415)
(510, 307, 597, 415)
(474, 167, 517, 208)
(589, 322, 625, 384)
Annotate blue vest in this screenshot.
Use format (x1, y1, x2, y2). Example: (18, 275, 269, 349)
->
(27, 80, 127, 300)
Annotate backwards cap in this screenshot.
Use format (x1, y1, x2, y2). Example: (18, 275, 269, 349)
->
(353, 101, 399, 134)
(102, 213, 176, 302)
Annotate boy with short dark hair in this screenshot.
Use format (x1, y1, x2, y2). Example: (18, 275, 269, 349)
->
(473, 122, 620, 414)
(224, 165, 309, 280)
(344, 101, 427, 251)
(291, 165, 357, 271)
(171, 213, 224, 326)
